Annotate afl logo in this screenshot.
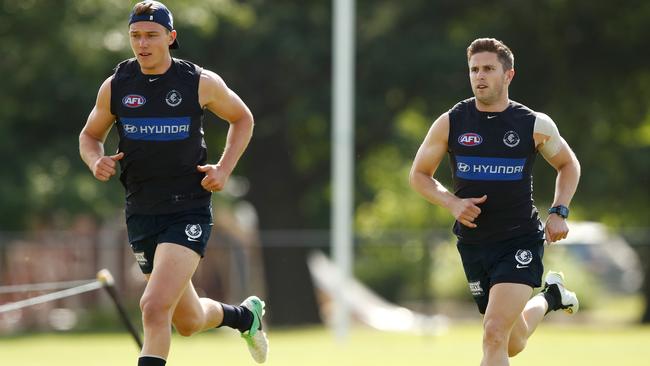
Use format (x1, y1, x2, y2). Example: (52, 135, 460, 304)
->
(166, 90, 182, 107)
(457, 162, 470, 173)
(503, 131, 520, 147)
(515, 249, 533, 265)
(123, 124, 138, 134)
(122, 94, 146, 108)
(185, 224, 202, 239)
(458, 133, 483, 146)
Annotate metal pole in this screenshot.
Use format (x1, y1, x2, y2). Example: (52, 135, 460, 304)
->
(0, 281, 104, 313)
(332, 0, 355, 340)
(97, 269, 143, 350)
(0, 280, 97, 294)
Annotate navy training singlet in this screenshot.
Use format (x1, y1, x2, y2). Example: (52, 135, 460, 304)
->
(110, 58, 211, 215)
(448, 98, 543, 244)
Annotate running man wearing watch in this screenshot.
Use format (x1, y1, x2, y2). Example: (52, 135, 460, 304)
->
(410, 38, 581, 365)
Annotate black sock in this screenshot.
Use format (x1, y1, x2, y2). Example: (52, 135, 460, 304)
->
(138, 356, 166, 366)
(219, 303, 254, 333)
(542, 284, 560, 314)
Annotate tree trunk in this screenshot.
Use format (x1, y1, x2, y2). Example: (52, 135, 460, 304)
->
(637, 246, 650, 323)
(246, 140, 323, 326)
(261, 245, 321, 325)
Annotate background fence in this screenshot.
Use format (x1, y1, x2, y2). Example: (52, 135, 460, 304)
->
(2, 220, 647, 335)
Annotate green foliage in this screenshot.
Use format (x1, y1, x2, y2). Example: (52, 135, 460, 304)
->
(1, 0, 647, 230)
(355, 243, 420, 302)
(429, 240, 471, 300)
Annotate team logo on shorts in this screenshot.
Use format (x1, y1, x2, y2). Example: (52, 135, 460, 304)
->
(515, 249, 533, 266)
(133, 252, 148, 267)
(185, 224, 202, 239)
(468, 280, 484, 297)
(165, 90, 182, 107)
(503, 131, 520, 147)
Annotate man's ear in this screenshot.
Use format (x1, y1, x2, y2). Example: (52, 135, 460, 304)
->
(169, 29, 177, 47)
(505, 68, 515, 84)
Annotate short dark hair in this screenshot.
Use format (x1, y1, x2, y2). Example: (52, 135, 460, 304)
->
(467, 38, 514, 71)
(133, 1, 157, 16)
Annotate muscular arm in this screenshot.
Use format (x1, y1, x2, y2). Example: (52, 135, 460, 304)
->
(409, 113, 487, 228)
(196, 70, 254, 192)
(535, 113, 581, 242)
(79, 76, 123, 181)
(542, 141, 580, 207)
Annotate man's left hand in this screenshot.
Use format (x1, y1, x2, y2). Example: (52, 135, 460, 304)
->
(197, 164, 230, 192)
(545, 214, 569, 244)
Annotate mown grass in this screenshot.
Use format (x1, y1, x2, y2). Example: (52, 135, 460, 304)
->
(1, 323, 649, 365)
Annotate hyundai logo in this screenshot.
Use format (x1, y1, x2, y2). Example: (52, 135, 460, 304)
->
(457, 162, 470, 172)
(124, 124, 138, 134)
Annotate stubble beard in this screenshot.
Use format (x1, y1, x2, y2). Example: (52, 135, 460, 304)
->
(475, 84, 504, 106)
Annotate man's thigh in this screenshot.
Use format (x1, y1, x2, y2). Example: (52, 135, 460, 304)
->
(143, 243, 202, 306)
(484, 283, 533, 325)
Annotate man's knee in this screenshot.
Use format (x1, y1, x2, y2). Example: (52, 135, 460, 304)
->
(140, 294, 174, 324)
(483, 318, 510, 349)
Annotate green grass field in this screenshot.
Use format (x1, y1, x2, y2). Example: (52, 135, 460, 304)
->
(1, 324, 649, 365)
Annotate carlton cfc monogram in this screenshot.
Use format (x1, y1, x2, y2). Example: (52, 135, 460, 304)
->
(166, 89, 182, 107)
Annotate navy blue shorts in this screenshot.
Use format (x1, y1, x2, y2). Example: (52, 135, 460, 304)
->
(456, 231, 545, 314)
(126, 205, 213, 274)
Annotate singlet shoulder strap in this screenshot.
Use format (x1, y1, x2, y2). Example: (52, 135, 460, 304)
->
(172, 58, 203, 84)
(113, 58, 139, 82)
(110, 59, 139, 116)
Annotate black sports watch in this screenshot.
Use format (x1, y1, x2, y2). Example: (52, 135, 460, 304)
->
(548, 205, 569, 219)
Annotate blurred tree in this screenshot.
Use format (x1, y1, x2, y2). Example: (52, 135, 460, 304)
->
(0, 0, 648, 323)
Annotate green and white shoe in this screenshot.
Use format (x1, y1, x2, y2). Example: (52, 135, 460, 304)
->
(240, 296, 268, 363)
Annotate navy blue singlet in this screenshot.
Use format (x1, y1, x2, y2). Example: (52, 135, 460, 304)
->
(111, 58, 210, 215)
(448, 98, 543, 244)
